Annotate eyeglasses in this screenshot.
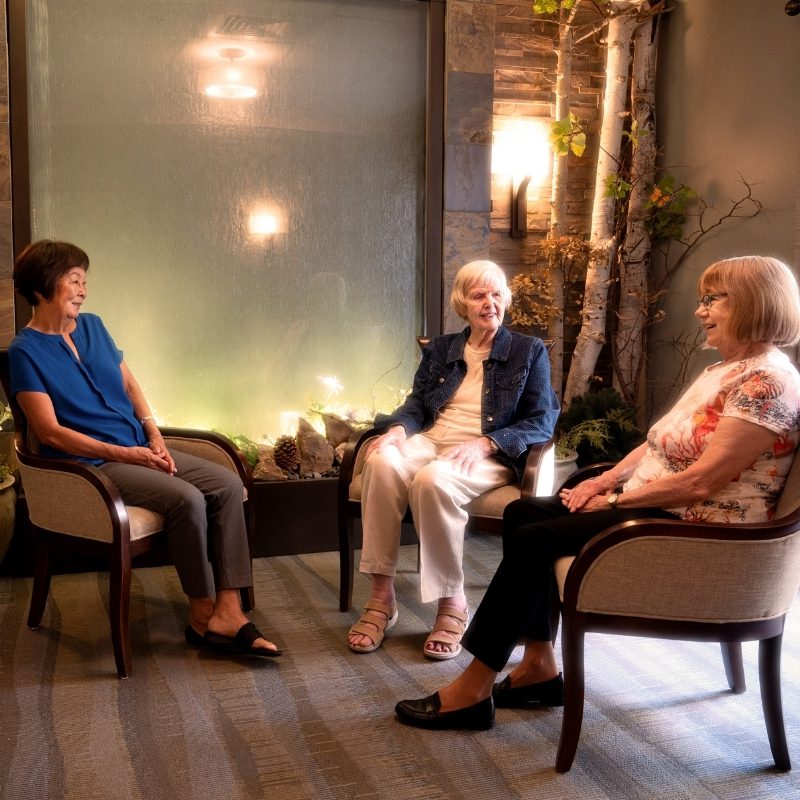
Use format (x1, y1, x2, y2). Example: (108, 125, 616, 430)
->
(696, 292, 728, 308)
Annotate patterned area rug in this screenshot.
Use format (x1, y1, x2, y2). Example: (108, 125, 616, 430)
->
(1, 536, 800, 800)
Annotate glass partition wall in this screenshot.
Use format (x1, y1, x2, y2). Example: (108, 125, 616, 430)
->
(10, 0, 434, 443)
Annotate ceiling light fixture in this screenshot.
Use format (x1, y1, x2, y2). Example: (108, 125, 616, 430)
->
(202, 47, 260, 99)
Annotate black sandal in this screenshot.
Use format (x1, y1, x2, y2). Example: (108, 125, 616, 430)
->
(204, 621, 283, 657)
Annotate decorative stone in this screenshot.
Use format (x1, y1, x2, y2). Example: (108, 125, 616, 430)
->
(447, 1, 494, 74)
(446, 72, 493, 145)
(297, 417, 335, 475)
(253, 445, 288, 481)
(320, 412, 358, 448)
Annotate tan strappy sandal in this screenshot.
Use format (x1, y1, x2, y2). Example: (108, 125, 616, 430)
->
(423, 606, 468, 661)
(347, 598, 399, 654)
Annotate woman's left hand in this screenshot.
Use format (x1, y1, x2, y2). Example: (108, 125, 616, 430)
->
(574, 493, 613, 513)
(559, 481, 610, 513)
(148, 435, 177, 474)
(440, 437, 494, 475)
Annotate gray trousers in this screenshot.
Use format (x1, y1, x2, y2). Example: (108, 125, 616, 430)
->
(100, 450, 252, 598)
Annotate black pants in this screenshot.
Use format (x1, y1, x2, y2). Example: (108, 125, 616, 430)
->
(460, 497, 678, 672)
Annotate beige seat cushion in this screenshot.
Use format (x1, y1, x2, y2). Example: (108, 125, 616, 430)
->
(464, 484, 522, 517)
(127, 506, 167, 542)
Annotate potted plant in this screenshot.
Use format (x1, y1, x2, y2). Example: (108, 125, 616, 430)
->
(554, 389, 641, 485)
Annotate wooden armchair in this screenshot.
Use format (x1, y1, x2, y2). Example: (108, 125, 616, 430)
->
(551, 457, 800, 772)
(337, 428, 555, 611)
(0, 349, 255, 678)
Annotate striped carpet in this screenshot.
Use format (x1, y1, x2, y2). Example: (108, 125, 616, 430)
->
(1, 536, 800, 800)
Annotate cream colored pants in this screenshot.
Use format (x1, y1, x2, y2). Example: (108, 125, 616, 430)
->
(358, 430, 514, 603)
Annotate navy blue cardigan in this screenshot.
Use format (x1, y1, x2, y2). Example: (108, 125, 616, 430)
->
(374, 326, 559, 481)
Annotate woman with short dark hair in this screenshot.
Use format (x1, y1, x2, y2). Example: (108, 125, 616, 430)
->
(9, 239, 281, 658)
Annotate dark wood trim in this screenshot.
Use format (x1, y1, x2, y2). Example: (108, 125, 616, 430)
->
(424, 0, 445, 338)
(6, 0, 32, 329)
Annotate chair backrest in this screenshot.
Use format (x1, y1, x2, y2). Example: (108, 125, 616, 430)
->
(0, 349, 39, 456)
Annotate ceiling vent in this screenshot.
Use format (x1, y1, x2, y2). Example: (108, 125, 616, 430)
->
(215, 15, 287, 40)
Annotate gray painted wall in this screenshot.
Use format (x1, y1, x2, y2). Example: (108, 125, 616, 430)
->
(652, 0, 800, 402)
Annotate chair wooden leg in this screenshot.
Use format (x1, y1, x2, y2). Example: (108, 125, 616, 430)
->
(548, 578, 561, 645)
(109, 552, 133, 679)
(555, 615, 586, 773)
(27, 529, 52, 629)
(721, 641, 746, 693)
(759, 631, 791, 770)
(338, 517, 355, 612)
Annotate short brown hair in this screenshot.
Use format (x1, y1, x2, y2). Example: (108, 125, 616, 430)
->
(698, 256, 800, 346)
(13, 240, 90, 306)
(450, 260, 512, 321)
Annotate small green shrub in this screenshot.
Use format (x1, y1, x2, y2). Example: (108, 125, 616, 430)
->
(556, 389, 642, 465)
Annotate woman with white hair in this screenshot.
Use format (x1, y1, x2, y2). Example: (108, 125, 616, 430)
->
(348, 260, 559, 659)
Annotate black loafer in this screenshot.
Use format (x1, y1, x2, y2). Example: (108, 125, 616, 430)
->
(492, 673, 564, 708)
(395, 692, 494, 730)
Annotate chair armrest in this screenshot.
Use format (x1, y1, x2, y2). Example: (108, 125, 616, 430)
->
(555, 462, 616, 494)
(14, 448, 128, 542)
(563, 510, 800, 622)
(520, 437, 556, 498)
(337, 427, 379, 507)
(160, 427, 251, 487)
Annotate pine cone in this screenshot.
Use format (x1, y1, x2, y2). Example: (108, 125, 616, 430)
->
(273, 435, 301, 472)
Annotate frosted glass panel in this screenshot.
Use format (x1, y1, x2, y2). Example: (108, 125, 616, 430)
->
(25, 0, 426, 440)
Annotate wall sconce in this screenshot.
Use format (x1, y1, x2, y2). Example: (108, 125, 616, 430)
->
(202, 47, 261, 99)
(492, 120, 551, 238)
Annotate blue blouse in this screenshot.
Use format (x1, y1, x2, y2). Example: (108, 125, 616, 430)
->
(9, 313, 146, 464)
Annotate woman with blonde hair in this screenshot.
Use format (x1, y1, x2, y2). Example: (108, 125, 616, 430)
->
(395, 255, 800, 729)
(347, 260, 559, 659)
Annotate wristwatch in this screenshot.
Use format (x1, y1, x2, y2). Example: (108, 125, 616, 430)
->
(606, 492, 619, 509)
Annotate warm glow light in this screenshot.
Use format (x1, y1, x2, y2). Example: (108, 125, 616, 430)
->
(492, 120, 551, 183)
(318, 375, 344, 399)
(202, 66, 260, 98)
(279, 411, 302, 437)
(204, 83, 259, 99)
(201, 47, 261, 99)
(249, 212, 280, 235)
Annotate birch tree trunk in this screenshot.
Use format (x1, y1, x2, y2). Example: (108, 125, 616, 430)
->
(613, 16, 658, 414)
(563, 11, 638, 406)
(546, 5, 578, 400)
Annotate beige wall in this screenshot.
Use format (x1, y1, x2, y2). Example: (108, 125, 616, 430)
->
(652, 0, 800, 389)
(0, 2, 12, 349)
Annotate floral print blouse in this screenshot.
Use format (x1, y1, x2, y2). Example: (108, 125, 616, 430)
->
(624, 350, 800, 522)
